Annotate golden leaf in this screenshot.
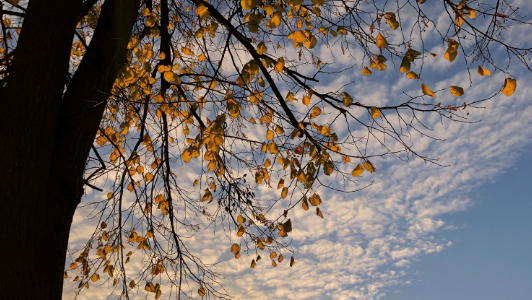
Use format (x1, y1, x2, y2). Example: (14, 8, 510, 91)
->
(421, 83, 436, 98)
(444, 39, 459, 62)
(198, 287, 206, 296)
(91, 273, 99, 282)
(241, 0, 257, 10)
(266, 129, 274, 141)
(277, 178, 284, 189)
(502, 78, 516, 96)
(477, 66, 491, 76)
(317, 207, 324, 218)
(449, 86, 464, 97)
(250, 259, 257, 268)
(363, 160, 376, 173)
(352, 164, 364, 177)
(290, 256, 295, 267)
(237, 215, 245, 223)
(237, 224, 245, 237)
(281, 187, 288, 198)
(371, 107, 381, 118)
(361, 67, 372, 76)
(230, 243, 241, 255)
(274, 57, 285, 73)
(343, 92, 353, 107)
(272, 260, 277, 267)
(406, 71, 419, 80)
(376, 33, 388, 49)
(309, 194, 322, 206)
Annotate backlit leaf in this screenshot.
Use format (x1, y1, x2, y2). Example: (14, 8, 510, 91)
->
(363, 160, 376, 173)
(421, 83, 436, 98)
(449, 86, 464, 97)
(477, 66, 491, 76)
(502, 78, 516, 96)
(352, 164, 364, 177)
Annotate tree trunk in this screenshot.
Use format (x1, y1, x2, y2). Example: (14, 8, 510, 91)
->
(0, 0, 139, 299)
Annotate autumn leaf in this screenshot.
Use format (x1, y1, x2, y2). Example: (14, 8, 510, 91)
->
(352, 164, 364, 177)
(421, 83, 436, 98)
(198, 287, 206, 296)
(363, 160, 376, 173)
(376, 33, 388, 49)
(502, 78, 516, 96)
(449, 86, 464, 97)
(477, 66, 491, 76)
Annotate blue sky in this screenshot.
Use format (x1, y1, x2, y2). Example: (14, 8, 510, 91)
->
(387, 148, 532, 300)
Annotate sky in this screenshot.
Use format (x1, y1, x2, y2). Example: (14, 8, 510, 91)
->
(62, 1, 532, 299)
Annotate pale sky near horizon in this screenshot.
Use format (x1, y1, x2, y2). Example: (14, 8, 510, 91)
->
(61, 1, 532, 299)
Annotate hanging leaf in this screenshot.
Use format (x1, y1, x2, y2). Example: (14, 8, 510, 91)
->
(241, 0, 257, 10)
(502, 78, 516, 96)
(361, 67, 372, 76)
(343, 92, 353, 107)
(302, 196, 309, 210)
(421, 83, 436, 98)
(371, 107, 381, 118)
(449, 86, 464, 97)
(376, 33, 388, 49)
(477, 66, 491, 76)
(198, 287, 206, 296)
(444, 39, 459, 62)
(352, 164, 364, 177)
(290, 256, 295, 267)
(363, 160, 376, 172)
(316, 207, 324, 218)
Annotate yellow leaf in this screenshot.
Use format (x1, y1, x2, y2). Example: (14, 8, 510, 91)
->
(302, 197, 309, 211)
(290, 256, 295, 267)
(195, 5, 210, 18)
(309, 194, 321, 206)
(70, 263, 78, 270)
(277, 178, 284, 189)
(363, 160, 376, 173)
(343, 92, 353, 107)
(361, 67, 372, 76)
(230, 243, 241, 255)
(250, 90, 263, 104)
(265, 12, 282, 28)
(274, 57, 285, 73)
(281, 187, 288, 198)
(371, 107, 381, 118)
(266, 129, 274, 141)
(257, 42, 267, 55)
(352, 164, 364, 177)
(91, 273, 99, 282)
(250, 259, 257, 268)
(237, 215, 245, 223)
(278, 254, 284, 262)
(430, 52, 438, 57)
(155, 289, 162, 299)
(406, 71, 419, 80)
(469, 9, 476, 19)
(376, 33, 387, 49)
(477, 66, 491, 76)
(146, 13, 158, 27)
(198, 287, 206, 296)
(237, 224, 245, 237)
(444, 39, 459, 62)
(241, 0, 257, 10)
(272, 260, 277, 267)
(449, 86, 464, 97)
(107, 192, 113, 199)
(502, 78, 516, 96)
(421, 83, 436, 98)
(316, 207, 324, 218)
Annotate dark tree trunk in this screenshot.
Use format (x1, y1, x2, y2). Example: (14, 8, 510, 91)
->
(0, 0, 140, 299)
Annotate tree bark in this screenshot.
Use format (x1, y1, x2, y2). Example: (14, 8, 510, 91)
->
(0, 0, 139, 299)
